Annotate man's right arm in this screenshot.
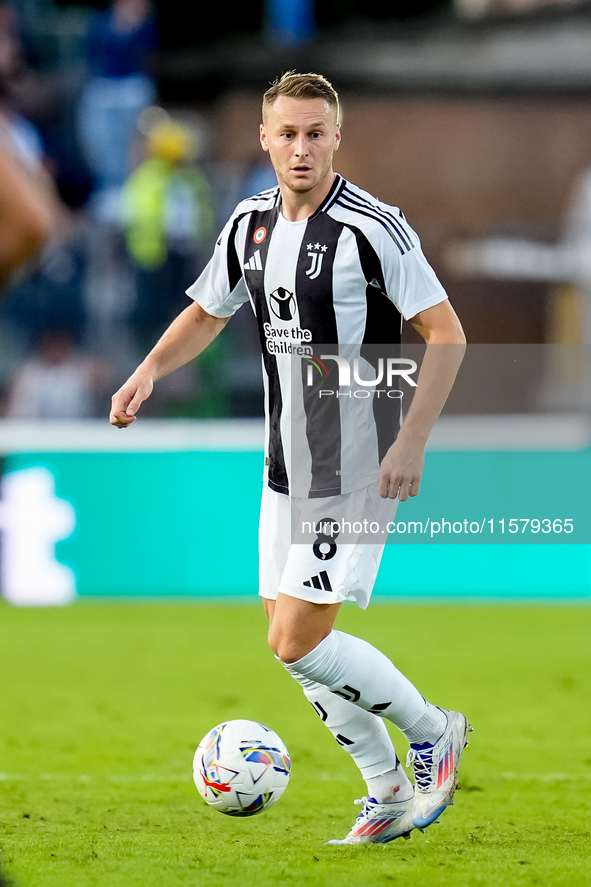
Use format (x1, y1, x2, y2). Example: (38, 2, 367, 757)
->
(110, 301, 230, 428)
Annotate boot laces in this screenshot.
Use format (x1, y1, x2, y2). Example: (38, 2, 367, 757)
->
(406, 747, 434, 792)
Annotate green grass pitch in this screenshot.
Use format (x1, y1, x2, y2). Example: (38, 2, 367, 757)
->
(0, 599, 590, 887)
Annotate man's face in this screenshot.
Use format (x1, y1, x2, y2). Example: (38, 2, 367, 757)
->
(260, 96, 340, 197)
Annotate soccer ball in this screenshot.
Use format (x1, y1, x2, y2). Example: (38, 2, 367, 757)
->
(193, 719, 291, 817)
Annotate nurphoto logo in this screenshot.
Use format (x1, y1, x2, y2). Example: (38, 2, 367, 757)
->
(304, 354, 418, 399)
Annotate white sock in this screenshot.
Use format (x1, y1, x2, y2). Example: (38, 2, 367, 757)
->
(299, 677, 399, 777)
(366, 766, 414, 804)
(282, 630, 446, 744)
(298, 678, 413, 799)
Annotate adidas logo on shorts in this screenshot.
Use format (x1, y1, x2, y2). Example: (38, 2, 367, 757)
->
(303, 571, 332, 592)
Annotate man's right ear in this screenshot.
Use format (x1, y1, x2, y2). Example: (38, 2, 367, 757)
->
(260, 124, 269, 153)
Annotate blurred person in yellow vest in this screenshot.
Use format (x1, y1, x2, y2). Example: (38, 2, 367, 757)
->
(121, 116, 215, 349)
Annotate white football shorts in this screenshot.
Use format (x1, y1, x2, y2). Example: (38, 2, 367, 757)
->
(258, 482, 399, 610)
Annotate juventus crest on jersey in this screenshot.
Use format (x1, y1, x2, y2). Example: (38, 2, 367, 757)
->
(187, 175, 448, 498)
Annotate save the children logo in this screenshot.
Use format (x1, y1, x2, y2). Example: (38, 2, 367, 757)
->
(264, 287, 313, 355)
(269, 287, 296, 321)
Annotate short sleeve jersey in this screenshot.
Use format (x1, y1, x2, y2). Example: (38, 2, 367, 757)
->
(187, 174, 448, 498)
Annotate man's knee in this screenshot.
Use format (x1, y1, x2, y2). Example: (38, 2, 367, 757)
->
(268, 623, 312, 664)
(266, 592, 339, 664)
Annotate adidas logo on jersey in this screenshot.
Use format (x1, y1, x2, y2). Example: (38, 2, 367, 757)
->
(303, 570, 332, 592)
(244, 250, 263, 271)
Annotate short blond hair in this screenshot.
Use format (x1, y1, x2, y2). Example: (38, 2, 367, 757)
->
(262, 71, 339, 121)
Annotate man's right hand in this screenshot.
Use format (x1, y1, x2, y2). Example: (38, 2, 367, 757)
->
(110, 369, 154, 428)
(109, 302, 230, 428)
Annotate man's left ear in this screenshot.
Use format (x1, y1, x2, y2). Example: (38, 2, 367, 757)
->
(334, 124, 341, 150)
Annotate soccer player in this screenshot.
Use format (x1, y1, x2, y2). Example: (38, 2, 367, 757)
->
(110, 71, 471, 844)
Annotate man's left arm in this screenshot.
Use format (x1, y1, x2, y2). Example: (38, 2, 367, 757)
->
(377, 299, 466, 500)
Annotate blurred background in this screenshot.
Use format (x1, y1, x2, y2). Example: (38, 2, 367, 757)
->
(1, 0, 591, 603)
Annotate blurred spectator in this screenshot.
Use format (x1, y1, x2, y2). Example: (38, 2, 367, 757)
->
(77, 0, 158, 222)
(218, 153, 277, 230)
(121, 115, 215, 349)
(2, 328, 108, 418)
(0, 1, 28, 98)
(0, 3, 64, 292)
(2, 227, 88, 349)
(0, 18, 79, 330)
(240, 155, 277, 199)
(0, 0, 92, 211)
(0, 2, 43, 166)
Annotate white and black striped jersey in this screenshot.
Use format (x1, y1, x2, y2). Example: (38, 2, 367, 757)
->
(186, 174, 448, 498)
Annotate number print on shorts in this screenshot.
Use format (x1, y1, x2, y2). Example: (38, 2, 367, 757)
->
(312, 517, 339, 561)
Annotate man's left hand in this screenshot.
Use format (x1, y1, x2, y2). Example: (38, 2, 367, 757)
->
(377, 435, 425, 501)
